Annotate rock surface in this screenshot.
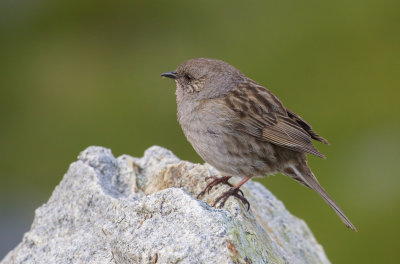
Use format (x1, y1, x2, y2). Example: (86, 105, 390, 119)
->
(1, 146, 330, 264)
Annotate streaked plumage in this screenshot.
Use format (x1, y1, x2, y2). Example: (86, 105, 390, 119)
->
(161, 58, 356, 231)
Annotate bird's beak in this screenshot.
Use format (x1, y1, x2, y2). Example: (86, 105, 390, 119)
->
(161, 71, 177, 79)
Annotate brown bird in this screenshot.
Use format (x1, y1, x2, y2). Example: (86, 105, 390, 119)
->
(161, 58, 356, 231)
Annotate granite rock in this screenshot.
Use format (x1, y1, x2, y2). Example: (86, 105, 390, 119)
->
(1, 146, 330, 264)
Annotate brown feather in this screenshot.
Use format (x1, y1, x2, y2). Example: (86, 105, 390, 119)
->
(225, 81, 327, 158)
(286, 109, 330, 145)
(262, 117, 326, 158)
(285, 163, 357, 231)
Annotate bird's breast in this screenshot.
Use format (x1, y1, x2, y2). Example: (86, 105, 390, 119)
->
(177, 100, 278, 177)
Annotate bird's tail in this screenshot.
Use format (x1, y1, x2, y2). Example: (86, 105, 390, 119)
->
(286, 164, 357, 231)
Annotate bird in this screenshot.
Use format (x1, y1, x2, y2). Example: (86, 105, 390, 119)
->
(161, 58, 357, 231)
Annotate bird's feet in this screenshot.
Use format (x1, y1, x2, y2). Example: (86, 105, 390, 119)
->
(197, 176, 235, 198)
(197, 175, 250, 210)
(212, 187, 250, 210)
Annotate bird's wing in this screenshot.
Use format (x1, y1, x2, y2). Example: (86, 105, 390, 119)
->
(220, 81, 328, 158)
(286, 109, 329, 145)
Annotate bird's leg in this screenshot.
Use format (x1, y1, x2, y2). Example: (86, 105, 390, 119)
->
(212, 175, 252, 210)
(197, 175, 233, 199)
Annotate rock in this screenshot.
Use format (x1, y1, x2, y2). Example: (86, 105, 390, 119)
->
(1, 146, 330, 264)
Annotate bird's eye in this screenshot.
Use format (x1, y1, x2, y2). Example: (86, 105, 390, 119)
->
(185, 74, 193, 81)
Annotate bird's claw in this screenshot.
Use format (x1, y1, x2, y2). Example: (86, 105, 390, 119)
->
(212, 187, 250, 211)
(197, 176, 232, 198)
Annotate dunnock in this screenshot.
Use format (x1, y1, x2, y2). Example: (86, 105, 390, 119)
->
(161, 58, 356, 231)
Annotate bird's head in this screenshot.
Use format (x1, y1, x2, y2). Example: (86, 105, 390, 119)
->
(161, 58, 243, 100)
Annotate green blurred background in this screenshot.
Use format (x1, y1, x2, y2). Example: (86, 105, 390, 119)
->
(1, 0, 399, 262)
